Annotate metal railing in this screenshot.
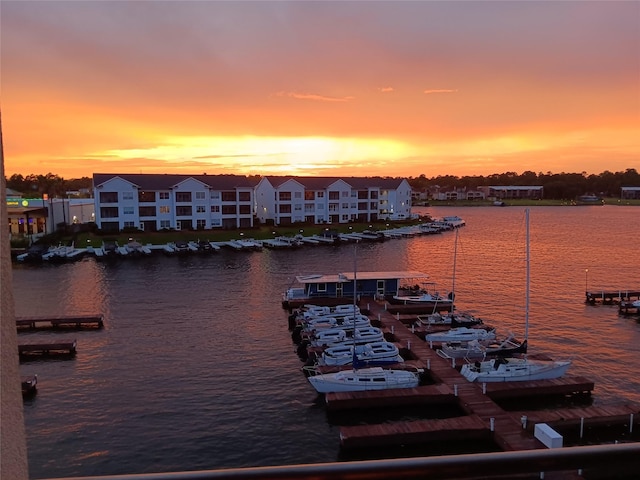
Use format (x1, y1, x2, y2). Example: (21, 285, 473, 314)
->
(41, 443, 640, 480)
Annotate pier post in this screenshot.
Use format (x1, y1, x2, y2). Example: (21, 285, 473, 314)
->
(454, 384, 458, 396)
(521, 415, 528, 429)
(490, 417, 495, 431)
(427, 359, 430, 370)
(630, 414, 634, 434)
(482, 383, 487, 394)
(391, 325, 394, 334)
(407, 340, 411, 350)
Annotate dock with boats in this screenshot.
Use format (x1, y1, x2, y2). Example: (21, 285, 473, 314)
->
(585, 290, 640, 305)
(292, 294, 640, 459)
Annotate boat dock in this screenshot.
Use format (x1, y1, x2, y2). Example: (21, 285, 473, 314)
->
(619, 301, 640, 315)
(585, 290, 640, 305)
(324, 296, 639, 455)
(18, 339, 77, 358)
(16, 314, 104, 330)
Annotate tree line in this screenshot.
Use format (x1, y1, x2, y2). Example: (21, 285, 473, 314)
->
(5, 169, 640, 201)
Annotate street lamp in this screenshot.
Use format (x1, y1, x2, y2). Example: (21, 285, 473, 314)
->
(585, 269, 589, 292)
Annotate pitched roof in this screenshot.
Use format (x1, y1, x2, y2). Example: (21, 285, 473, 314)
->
(263, 176, 406, 189)
(92, 173, 257, 190)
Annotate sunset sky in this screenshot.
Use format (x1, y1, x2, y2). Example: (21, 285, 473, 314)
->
(2, 1, 638, 180)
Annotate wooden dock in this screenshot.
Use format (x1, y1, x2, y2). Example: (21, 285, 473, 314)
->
(328, 297, 639, 454)
(585, 290, 640, 305)
(619, 301, 640, 315)
(16, 314, 104, 330)
(18, 339, 77, 358)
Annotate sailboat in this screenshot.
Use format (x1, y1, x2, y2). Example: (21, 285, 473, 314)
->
(460, 209, 571, 382)
(307, 245, 421, 393)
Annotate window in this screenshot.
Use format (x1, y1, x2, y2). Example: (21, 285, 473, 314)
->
(160, 220, 171, 229)
(304, 191, 315, 200)
(317, 191, 324, 198)
(294, 204, 302, 211)
(329, 191, 339, 200)
(176, 206, 192, 216)
(195, 191, 206, 200)
(159, 206, 170, 214)
(159, 192, 170, 200)
(211, 205, 220, 213)
(370, 202, 377, 210)
(99, 192, 118, 203)
(294, 191, 302, 199)
(124, 221, 135, 228)
(211, 218, 222, 227)
(221, 191, 236, 202)
(342, 191, 349, 197)
(305, 204, 315, 213)
(342, 203, 349, 209)
(210, 191, 220, 200)
(122, 192, 134, 200)
(196, 206, 206, 213)
(123, 207, 134, 215)
(329, 203, 338, 212)
(138, 191, 155, 202)
(239, 205, 251, 215)
(279, 204, 292, 214)
(238, 191, 251, 202)
(357, 191, 368, 199)
(139, 206, 156, 216)
(196, 219, 206, 229)
(278, 191, 292, 201)
(176, 192, 192, 202)
(100, 207, 118, 218)
(221, 205, 236, 214)
(317, 283, 327, 292)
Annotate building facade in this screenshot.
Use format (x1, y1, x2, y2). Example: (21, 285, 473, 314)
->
(93, 174, 256, 232)
(254, 176, 413, 225)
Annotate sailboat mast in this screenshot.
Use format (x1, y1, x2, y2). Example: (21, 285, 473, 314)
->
(525, 208, 530, 341)
(352, 243, 358, 368)
(451, 228, 458, 314)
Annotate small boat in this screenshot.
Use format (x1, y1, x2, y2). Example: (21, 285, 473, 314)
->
(424, 327, 496, 344)
(415, 312, 483, 328)
(125, 240, 152, 256)
(299, 304, 360, 319)
(318, 341, 404, 367)
(460, 356, 571, 382)
(390, 281, 454, 308)
(301, 314, 371, 332)
(307, 366, 420, 393)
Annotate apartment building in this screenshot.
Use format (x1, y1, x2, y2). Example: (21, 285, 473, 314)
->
(254, 176, 413, 225)
(93, 174, 256, 232)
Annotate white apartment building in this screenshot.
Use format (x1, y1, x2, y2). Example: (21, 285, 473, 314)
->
(93, 174, 256, 232)
(254, 176, 413, 225)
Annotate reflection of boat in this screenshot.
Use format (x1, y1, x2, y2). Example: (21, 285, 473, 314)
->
(460, 209, 570, 382)
(425, 327, 496, 344)
(307, 366, 420, 393)
(317, 341, 404, 367)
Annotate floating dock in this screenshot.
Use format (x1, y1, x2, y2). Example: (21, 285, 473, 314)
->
(18, 339, 77, 358)
(16, 314, 104, 330)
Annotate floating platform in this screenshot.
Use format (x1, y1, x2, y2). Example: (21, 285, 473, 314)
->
(585, 290, 640, 305)
(18, 339, 77, 358)
(16, 314, 104, 330)
(619, 301, 640, 315)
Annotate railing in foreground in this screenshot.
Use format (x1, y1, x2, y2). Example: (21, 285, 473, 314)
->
(42, 443, 639, 480)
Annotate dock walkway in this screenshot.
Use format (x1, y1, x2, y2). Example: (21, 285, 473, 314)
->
(16, 314, 104, 330)
(585, 290, 640, 305)
(331, 297, 634, 455)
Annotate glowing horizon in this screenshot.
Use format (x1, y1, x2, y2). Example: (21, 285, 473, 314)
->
(2, 2, 638, 179)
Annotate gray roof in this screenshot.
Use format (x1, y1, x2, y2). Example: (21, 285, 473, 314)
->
(93, 173, 257, 190)
(263, 176, 406, 190)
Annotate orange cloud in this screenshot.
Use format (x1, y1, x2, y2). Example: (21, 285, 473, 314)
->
(274, 91, 354, 102)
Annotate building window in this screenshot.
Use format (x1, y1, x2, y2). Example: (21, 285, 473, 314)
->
(100, 207, 118, 218)
(176, 206, 192, 216)
(211, 191, 220, 200)
(160, 220, 171, 229)
(159, 206, 170, 214)
(317, 191, 324, 198)
(138, 191, 155, 202)
(196, 206, 206, 213)
(211, 205, 220, 213)
(221, 191, 236, 202)
(329, 191, 339, 200)
(317, 283, 327, 293)
(279, 204, 292, 214)
(278, 191, 292, 201)
(342, 191, 349, 197)
(211, 218, 222, 227)
(294, 191, 302, 199)
(139, 206, 156, 216)
(124, 221, 135, 228)
(123, 207, 134, 215)
(239, 205, 251, 214)
(305, 191, 315, 200)
(99, 192, 118, 203)
(329, 203, 338, 212)
(342, 203, 349, 209)
(222, 205, 236, 214)
(122, 192, 134, 200)
(196, 219, 206, 229)
(238, 191, 251, 202)
(195, 191, 205, 200)
(159, 192, 170, 200)
(176, 192, 192, 202)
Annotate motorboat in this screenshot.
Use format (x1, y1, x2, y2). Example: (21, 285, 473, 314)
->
(307, 366, 420, 393)
(424, 327, 496, 344)
(299, 304, 360, 319)
(459, 356, 571, 382)
(300, 314, 371, 332)
(415, 312, 483, 328)
(124, 240, 152, 256)
(317, 341, 404, 367)
(390, 281, 454, 308)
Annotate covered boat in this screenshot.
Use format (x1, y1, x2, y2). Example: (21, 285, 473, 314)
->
(318, 341, 404, 367)
(460, 356, 571, 382)
(307, 366, 420, 393)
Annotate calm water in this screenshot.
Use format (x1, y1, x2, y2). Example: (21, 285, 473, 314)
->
(13, 206, 640, 479)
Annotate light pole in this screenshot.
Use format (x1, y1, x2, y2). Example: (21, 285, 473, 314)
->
(585, 269, 589, 293)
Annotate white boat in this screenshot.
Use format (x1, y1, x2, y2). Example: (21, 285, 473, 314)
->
(301, 314, 371, 332)
(308, 326, 384, 347)
(318, 341, 404, 367)
(307, 366, 420, 393)
(424, 327, 496, 344)
(125, 240, 152, 256)
(460, 356, 571, 382)
(415, 312, 482, 327)
(300, 304, 359, 319)
(459, 209, 570, 382)
(438, 336, 528, 360)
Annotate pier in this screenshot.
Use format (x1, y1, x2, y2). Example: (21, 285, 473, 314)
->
(316, 296, 640, 457)
(18, 339, 77, 358)
(585, 290, 640, 305)
(619, 301, 640, 315)
(16, 314, 104, 330)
